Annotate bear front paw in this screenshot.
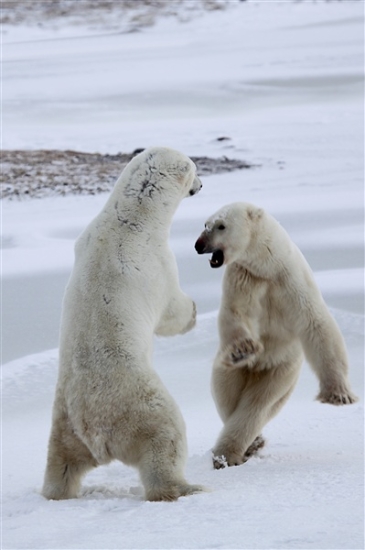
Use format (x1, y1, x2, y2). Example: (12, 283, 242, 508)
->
(223, 338, 263, 368)
(317, 388, 358, 406)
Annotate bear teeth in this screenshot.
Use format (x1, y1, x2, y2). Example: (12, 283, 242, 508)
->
(210, 250, 224, 268)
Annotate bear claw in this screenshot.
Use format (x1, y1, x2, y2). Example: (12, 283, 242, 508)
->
(317, 390, 358, 406)
(225, 338, 262, 367)
(212, 454, 228, 470)
(243, 435, 266, 461)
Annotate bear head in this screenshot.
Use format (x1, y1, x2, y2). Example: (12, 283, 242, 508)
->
(120, 147, 202, 205)
(195, 202, 263, 268)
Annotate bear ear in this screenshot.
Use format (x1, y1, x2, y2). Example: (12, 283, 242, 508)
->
(247, 207, 263, 221)
(178, 160, 191, 175)
(175, 160, 193, 185)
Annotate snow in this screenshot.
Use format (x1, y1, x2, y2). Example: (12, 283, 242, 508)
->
(1, 2, 364, 549)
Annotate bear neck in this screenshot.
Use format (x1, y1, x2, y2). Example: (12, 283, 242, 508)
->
(238, 217, 292, 280)
(105, 191, 181, 237)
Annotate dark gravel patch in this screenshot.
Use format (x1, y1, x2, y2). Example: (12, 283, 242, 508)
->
(1, 0, 230, 30)
(1, 149, 254, 200)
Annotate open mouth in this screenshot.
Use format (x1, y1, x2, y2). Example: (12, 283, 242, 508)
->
(210, 249, 224, 268)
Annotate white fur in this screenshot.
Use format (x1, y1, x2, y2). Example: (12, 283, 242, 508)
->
(42, 147, 204, 501)
(195, 202, 358, 468)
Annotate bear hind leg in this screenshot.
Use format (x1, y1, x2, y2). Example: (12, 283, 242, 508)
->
(42, 416, 98, 500)
(212, 362, 300, 469)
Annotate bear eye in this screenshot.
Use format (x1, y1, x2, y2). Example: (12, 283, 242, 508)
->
(218, 224, 225, 230)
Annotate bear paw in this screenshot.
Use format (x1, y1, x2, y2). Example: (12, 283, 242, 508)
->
(213, 436, 266, 469)
(212, 454, 228, 470)
(145, 482, 206, 501)
(223, 338, 263, 368)
(212, 450, 246, 469)
(243, 435, 266, 461)
(317, 388, 358, 406)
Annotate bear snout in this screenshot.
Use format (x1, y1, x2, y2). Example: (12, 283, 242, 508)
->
(195, 236, 207, 254)
(189, 175, 203, 196)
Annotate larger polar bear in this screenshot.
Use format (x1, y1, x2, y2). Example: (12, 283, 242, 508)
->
(195, 202, 358, 469)
(42, 147, 204, 501)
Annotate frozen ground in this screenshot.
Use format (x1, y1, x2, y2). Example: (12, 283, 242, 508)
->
(1, 2, 364, 549)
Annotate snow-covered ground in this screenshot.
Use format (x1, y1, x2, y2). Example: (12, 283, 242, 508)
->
(1, 2, 364, 549)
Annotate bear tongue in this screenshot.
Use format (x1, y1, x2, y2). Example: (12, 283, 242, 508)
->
(210, 250, 224, 268)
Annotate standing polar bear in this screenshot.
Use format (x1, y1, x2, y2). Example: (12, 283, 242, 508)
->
(195, 202, 358, 469)
(42, 147, 205, 502)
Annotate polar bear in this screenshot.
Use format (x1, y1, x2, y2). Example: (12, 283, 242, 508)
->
(42, 147, 205, 501)
(195, 202, 358, 469)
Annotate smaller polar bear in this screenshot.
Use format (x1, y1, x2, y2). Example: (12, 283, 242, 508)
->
(195, 202, 358, 469)
(42, 147, 205, 501)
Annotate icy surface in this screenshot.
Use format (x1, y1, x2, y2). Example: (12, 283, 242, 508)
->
(1, 2, 364, 549)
